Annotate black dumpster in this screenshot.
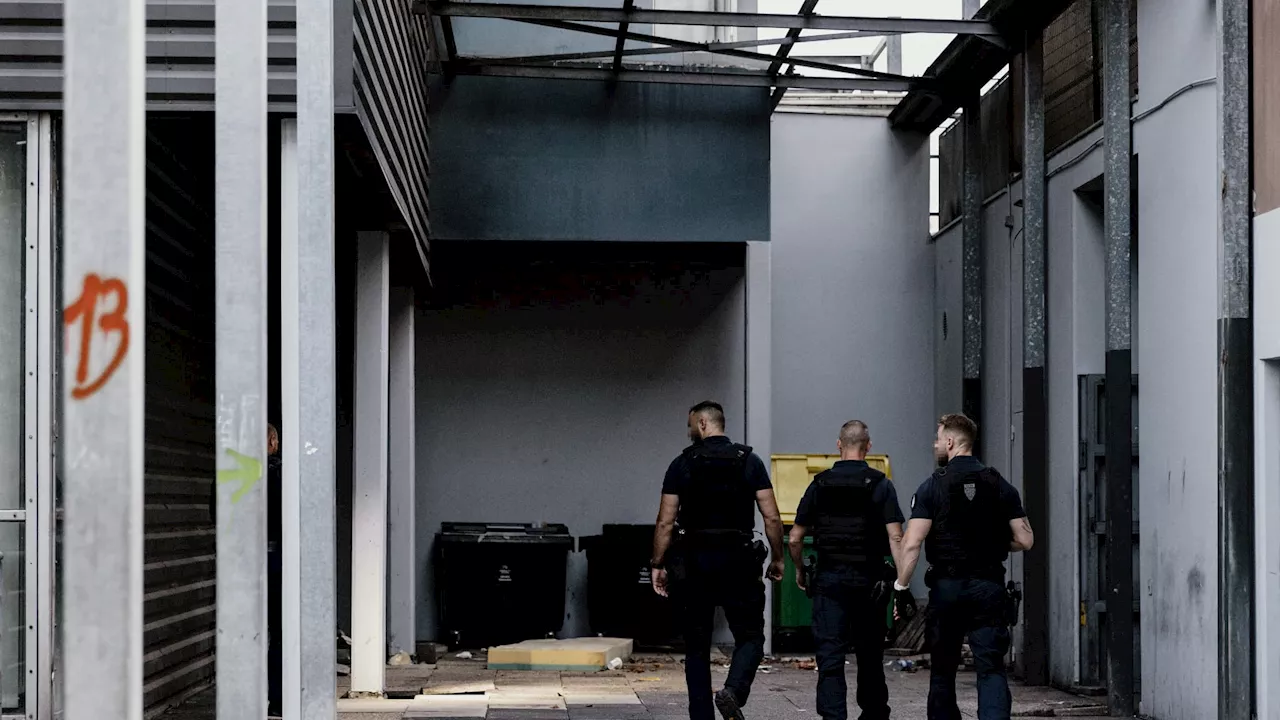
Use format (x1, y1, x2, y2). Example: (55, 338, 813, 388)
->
(580, 524, 681, 649)
(435, 522, 574, 648)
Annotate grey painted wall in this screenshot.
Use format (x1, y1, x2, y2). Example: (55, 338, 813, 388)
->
(428, 76, 770, 243)
(1253, 208, 1280, 720)
(1132, 0, 1219, 715)
(415, 242, 747, 640)
(769, 112, 934, 596)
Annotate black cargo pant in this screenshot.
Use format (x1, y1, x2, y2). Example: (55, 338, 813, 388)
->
(672, 543, 766, 720)
(926, 577, 1011, 720)
(811, 565, 890, 720)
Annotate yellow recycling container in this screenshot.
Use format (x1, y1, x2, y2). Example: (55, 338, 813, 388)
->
(771, 453, 893, 524)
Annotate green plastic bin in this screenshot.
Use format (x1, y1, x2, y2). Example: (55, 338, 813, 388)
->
(773, 529, 897, 652)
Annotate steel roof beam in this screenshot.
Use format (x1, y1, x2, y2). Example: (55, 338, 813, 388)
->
(487, 17, 919, 82)
(420, 1, 1003, 37)
(612, 0, 634, 72)
(487, 29, 885, 66)
(440, 62, 915, 92)
(769, 0, 819, 110)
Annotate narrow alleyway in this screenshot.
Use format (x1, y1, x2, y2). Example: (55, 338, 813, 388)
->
(160, 654, 1109, 719)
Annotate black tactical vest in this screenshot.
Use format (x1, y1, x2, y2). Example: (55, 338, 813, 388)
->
(924, 464, 1010, 577)
(677, 442, 755, 533)
(812, 465, 889, 565)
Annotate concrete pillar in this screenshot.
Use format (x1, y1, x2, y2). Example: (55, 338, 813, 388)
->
(387, 287, 417, 656)
(1020, 33, 1050, 687)
(351, 231, 390, 695)
(961, 90, 984, 451)
(1101, 0, 1135, 713)
(745, 241, 772, 655)
(1216, 0, 1254, 717)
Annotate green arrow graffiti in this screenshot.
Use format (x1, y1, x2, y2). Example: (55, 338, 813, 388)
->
(216, 448, 262, 504)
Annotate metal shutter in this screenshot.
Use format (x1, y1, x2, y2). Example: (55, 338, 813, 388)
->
(142, 117, 217, 718)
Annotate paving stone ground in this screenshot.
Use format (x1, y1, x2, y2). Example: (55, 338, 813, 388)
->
(161, 654, 1110, 719)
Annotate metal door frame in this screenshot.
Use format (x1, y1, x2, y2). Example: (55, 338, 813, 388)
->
(0, 111, 56, 720)
(1078, 372, 1140, 695)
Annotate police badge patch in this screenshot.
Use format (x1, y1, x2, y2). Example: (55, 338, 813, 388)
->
(963, 482, 977, 501)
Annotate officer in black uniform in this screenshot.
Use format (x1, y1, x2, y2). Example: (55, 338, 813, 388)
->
(893, 414, 1035, 720)
(789, 420, 904, 720)
(650, 401, 786, 720)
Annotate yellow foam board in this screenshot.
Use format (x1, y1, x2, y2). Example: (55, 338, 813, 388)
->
(487, 637, 633, 672)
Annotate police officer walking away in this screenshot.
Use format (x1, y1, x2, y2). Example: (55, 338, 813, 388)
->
(650, 401, 786, 720)
(789, 420, 905, 720)
(893, 414, 1035, 720)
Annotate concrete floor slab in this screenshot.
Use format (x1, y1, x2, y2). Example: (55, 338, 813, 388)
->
(162, 658, 1112, 719)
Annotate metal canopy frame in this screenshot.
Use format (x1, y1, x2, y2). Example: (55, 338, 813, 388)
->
(415, 0, 1009, 99)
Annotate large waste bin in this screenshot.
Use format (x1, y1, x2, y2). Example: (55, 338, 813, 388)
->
(579, 524, 681, 650)
(435, 522, 574, 648)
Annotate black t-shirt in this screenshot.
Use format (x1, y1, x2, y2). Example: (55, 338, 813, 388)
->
(793, 460, 906, 528)
(910, 456, 1026, 521)
(661, 436, 772, 532)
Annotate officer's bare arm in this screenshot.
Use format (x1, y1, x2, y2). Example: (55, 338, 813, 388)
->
(755, 489, 786, 564)
(651, 494, 680, 565)
(885, 522, 905, 568)
(788, 523, 807, 566)
(896, 519, 932, 588)
(1009, 516, 1035, 552)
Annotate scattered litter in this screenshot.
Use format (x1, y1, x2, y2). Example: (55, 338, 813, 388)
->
(608, 657, 624, 670)
(456, 651, 473, 660)
(790, 659, 817, 671)
(388, 651, 413, 666)
(336, 663, 350, 676)
(886, 659, 917, 672)
(758, 665, 772, 674)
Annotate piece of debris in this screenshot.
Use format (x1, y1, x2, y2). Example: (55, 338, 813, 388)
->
(456, 651, 473, 660)
(790, 659, 817, 671)
(758, 665, 772, 674)
(417, 642, 449, 664)
(336, 663, 351, 676)
(388, 651, 413, 666)
(608, 657, 624, 670)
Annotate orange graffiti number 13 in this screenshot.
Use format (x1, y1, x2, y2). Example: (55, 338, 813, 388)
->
(64, 273, 130, 400)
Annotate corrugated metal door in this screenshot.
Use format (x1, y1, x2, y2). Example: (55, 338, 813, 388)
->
(141, 117, 217, 717)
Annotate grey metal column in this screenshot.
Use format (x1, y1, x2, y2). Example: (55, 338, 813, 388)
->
(61, 0, 146, 717)
(351, 231, 390, 696)
(388, 288, 417, 657)
(745, 240, 772, 656)
(1020, 31, 1050, 688)
(886, 29, 902, 75)
(962, 90, 983, 451)
(215, 0, 270, 717)
(1216, 0, 1254, 718)
(962, 0, 979, 19)
(1101, 0, 1134, 714)
(287, 0, 339, 715)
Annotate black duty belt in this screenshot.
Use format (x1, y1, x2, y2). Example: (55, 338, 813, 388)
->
(930, 563, 1004, 582)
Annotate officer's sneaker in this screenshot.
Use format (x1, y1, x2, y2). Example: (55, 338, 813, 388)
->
(714, 688, 746, 720)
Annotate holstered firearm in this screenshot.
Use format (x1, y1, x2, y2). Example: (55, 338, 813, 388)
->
(801, 554, 816, 598)
(1004, 581, 1023, 628)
